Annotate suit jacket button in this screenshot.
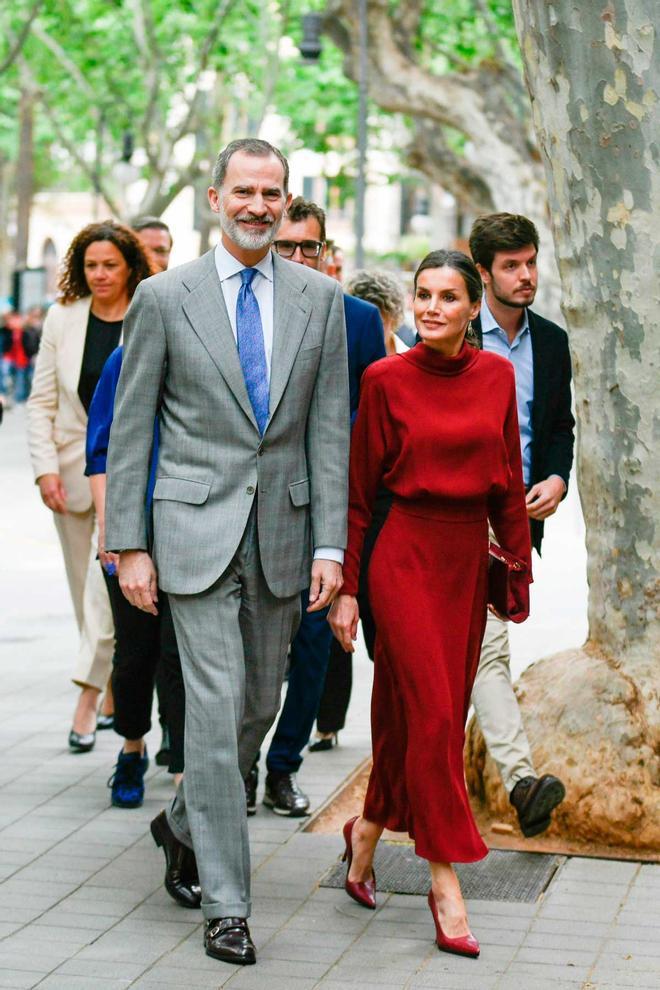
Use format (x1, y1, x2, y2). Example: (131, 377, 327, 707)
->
(246, 485, 255, 495)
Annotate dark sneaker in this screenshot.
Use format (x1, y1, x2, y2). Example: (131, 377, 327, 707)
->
(510, 774, 566, 837)
(263, 772, 310, 817)
(244, 760, 258, 817)
(108, 749, 149, 808)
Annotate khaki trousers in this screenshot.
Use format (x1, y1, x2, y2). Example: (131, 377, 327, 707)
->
(53, 508, 114, 691)
(470, 610, 536, 793)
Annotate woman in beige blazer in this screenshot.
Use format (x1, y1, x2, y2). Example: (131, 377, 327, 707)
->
(27, 220, 152, 752)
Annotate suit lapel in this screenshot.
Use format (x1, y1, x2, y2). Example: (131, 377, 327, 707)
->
(529, 309, 549, 431)
(64, 297, 92, 424)
(268, 254, 312, 424)
(181, 253, 259, 433)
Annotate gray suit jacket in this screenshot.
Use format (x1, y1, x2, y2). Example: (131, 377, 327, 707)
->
(105, 250, 349, 597)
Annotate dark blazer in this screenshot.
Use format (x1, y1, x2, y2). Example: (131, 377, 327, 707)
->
(344, 293, 386, 422)
(473, 309, 575, 554)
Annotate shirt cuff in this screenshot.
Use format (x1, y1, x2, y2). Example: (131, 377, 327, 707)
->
(314, 546, 344, 565)
(548, 474, 567, 494)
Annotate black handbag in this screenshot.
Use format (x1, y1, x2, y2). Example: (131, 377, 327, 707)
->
(488, 542, 530, 623)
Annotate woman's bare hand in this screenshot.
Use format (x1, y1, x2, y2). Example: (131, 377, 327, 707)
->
(37, 473, 67, 514)
(328, 594, 360, 652)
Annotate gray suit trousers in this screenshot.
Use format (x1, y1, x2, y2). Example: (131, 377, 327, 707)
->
(166, 508, 301, 919)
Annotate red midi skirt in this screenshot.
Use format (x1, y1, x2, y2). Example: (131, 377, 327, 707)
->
(365, 499, 489, 863)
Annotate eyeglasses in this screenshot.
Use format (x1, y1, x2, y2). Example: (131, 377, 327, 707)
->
(273, 239, 323, 259)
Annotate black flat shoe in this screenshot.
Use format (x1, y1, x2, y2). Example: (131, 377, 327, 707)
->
(309, 733, 338, 752)
(96, 714, 114, 731)
(204, 917, 256, 965)
(68, 729, 96, 753)
(510, 774, 566, 837)
(150, 810, 201, 908)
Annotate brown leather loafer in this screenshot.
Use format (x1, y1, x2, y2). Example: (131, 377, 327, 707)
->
(150, 810, 201, 909)
(204, 917, 256, 965)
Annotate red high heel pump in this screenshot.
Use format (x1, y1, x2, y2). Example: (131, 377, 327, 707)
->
(342, 817, 376, 910)
(427, 890, 480, 958)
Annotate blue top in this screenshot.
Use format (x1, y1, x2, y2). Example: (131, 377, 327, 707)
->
(85, 346, 159, 511)
(343, 293, 386, 423)
(480, 295, 534, 486)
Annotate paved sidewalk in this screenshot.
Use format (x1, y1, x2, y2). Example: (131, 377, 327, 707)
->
(1, 406, 658, 990)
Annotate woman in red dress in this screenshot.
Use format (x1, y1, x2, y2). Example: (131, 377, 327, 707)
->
(329, 250, 531, 958)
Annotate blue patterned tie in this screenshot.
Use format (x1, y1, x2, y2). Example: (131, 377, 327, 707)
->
(236, 267, 269, 434)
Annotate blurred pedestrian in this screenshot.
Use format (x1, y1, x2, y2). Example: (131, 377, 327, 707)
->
(131, 216, 173, 273)
(468, 212, 574, 836)
(2, 312, 30, 402)
(329, 249, 532, 958)
(27, 220, 153, 753)
(258, 199, 384, 817)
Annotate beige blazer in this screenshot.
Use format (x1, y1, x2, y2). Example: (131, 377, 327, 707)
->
(27, 297, 94, 514)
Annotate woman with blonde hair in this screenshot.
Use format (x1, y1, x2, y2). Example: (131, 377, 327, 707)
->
(27, 220, 152, 752)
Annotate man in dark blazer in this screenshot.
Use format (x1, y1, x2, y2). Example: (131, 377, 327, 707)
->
(469, 213, 575, 838)
(245, 197, 385, 816)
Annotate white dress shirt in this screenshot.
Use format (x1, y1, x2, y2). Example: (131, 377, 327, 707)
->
(213, 242, 343, 565)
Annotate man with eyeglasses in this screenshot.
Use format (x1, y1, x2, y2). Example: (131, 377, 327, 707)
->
(247, 198, 386, 817)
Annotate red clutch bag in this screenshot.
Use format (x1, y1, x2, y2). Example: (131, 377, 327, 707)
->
(488, 542, 530, 624)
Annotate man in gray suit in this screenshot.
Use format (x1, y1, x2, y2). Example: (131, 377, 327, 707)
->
(105, 139, 349, 966)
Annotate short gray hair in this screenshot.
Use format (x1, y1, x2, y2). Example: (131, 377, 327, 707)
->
(212, 139, 289, 193)
(346, 269, 405, 325)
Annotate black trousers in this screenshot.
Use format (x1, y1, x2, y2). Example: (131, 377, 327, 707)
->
(103, 571, 186, 773)
(316, 489, 390, 734)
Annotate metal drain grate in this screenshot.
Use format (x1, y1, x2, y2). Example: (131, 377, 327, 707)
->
(320, 845, 564, 902)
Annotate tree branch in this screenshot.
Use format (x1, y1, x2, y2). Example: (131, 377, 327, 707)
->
(31, 22, 99, 110)
(128, 0, 162, 167)
(406, 118, 494, 214)
(0, 0, 42, 76)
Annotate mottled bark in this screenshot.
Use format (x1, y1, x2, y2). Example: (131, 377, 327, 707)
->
(466, 1, 659, 848)
(14, 79, 35, 269)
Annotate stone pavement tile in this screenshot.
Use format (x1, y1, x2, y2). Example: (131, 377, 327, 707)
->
(72, 931, 183, 966)
(0, 971, 45, 989)
(108, 917, 199, 939)
(29, 977, 133, 990)
(615, 908, 660, 927)
(559, 858, 639, 882)
(492, 979, 584, 990)
(124, 903, 203, 924)
(528, 917, 611, 937)
(592, 952, 660, 973)
(408, 972, 500, 990)
(606, 934, 660, 954)
(3, 927, 95, 952)
(536, 900, 620, 923)
(589, 977, 660, 990)
(0, 907, 42, 926)
(48, 958, 148, 981)
(521, 931, 604, 952)
(466, 898, 537, 919)
(127, 972, 229, 990)
(514, 945, 598, 966)
(550, 879, 635, 899)
(498, 960, 592, 981)
(220, 971, 318, 990)
(317, 982, 405, 990)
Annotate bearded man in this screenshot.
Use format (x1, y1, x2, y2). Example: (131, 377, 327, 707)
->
(105, 139, 349, 966)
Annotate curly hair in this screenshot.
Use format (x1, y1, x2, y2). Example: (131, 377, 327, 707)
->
(58, 220, 154, 304)
(346, 269, 405, 326)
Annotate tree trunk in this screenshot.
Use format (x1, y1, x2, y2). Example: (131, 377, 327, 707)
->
(14, 79, 35, 270)
(466, 0, 659, 849)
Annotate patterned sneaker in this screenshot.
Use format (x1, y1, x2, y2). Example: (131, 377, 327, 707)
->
(108, 749, 149, 808)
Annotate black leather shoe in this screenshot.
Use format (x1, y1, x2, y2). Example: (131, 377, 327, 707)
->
(96, 713, 114, 731)
(204, 917, 256, 965)
(68, 729, 96, 753)
(150, 810, 201, 908)
(263, 772, 310, 817)
(244, 760, 258, 817)
(510, 774, 566, 837)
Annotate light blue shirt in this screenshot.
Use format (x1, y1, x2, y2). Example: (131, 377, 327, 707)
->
(480, 295, 534, 486)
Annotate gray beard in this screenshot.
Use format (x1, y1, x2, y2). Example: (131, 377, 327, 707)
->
(218, 202, 282, 251)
